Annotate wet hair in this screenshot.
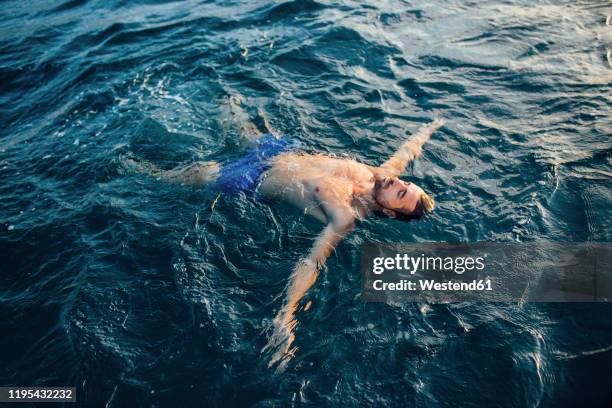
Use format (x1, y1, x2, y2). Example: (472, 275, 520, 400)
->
(377, 209, 423, 222)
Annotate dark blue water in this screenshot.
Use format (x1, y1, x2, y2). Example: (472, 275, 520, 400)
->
(1, 0, 611, 406)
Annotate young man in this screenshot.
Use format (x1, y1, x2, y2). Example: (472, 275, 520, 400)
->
(124, 101, 443, 367)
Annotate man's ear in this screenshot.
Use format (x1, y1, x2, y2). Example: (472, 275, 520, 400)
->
(382, 208, 397, 218)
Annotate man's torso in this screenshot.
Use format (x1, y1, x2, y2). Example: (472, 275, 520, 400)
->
(258, 153, 374, 223)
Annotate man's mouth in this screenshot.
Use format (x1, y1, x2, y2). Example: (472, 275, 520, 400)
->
(374, 177, 392, 191)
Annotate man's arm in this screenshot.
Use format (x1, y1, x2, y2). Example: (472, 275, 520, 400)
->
(376, 119, 444, 177)
(266, 199, 355, 367)
(279, 216, 354, 324)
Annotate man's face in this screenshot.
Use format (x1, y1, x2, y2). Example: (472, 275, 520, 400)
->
(374, 176, 427, 214)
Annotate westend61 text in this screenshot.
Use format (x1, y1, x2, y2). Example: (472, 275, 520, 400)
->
(372, 279, 493, 292)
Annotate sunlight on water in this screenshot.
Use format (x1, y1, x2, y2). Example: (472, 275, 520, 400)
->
(0, 0, 610, 406)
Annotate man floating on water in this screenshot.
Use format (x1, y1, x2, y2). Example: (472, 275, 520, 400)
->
(122, 97, 444, 368)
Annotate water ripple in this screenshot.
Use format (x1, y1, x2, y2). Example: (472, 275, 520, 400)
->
(1, 0, 611, 406)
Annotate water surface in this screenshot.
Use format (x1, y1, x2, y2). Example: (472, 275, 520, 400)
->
(1, 0, 611, 406)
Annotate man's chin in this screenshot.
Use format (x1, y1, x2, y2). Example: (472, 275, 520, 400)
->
(373, 177, 385, 196)
(373, 178, 382, 191)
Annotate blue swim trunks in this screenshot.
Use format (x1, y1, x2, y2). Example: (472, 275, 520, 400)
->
(212, 134, 299, 195)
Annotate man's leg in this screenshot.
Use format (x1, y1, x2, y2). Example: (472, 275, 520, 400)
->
(119, 155, 220, 186)
(219, 92, 263, 143)
(120, 92, 276, 186)
(164, 161, 220, 186)
(258, 107, 280, 138)
(220, 90, 280, 143)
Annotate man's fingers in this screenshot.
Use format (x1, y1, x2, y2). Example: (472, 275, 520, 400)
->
(429, 118, 445, 130)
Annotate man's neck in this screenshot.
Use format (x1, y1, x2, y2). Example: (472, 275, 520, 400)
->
(352, 180, 380, 213)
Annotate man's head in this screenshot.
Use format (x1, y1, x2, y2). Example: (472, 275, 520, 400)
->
(373, 176, 435, 220)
